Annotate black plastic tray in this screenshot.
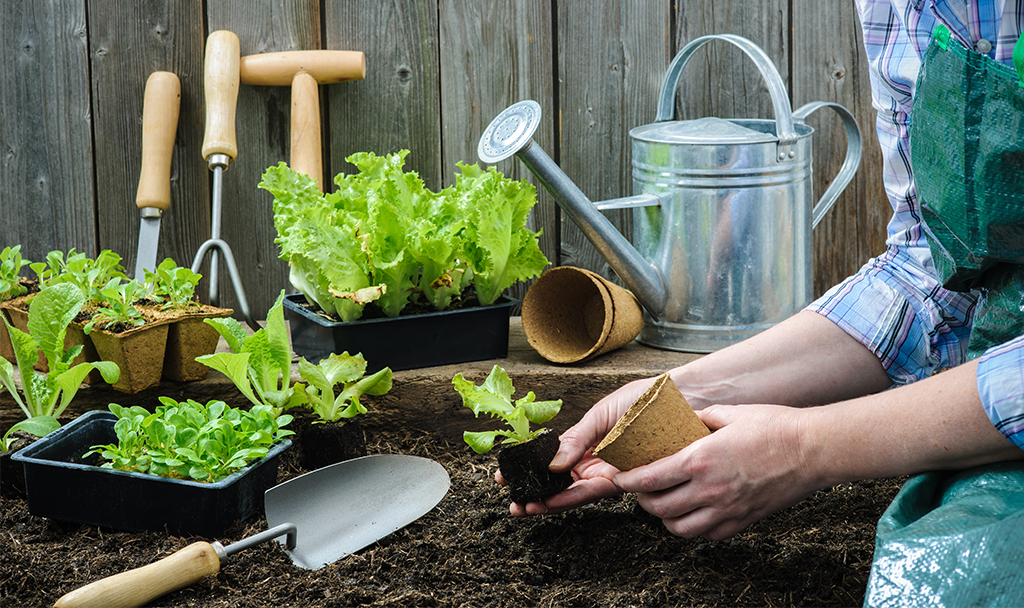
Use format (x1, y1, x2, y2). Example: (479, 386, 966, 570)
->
(283, 293, 517, 372)
(11, 410, 290, 537)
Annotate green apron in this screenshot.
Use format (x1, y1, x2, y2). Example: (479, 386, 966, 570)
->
(864, 24, 1024, 608)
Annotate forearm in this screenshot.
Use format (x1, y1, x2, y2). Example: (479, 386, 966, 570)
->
(669, 311, 892, 409)
(799, 359, 1024, 486)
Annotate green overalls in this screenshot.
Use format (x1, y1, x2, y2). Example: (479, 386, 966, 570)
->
(864, 23, 1024, 608)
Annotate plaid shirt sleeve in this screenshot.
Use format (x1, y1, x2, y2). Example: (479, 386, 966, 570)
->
(808, 0, 1024, 448)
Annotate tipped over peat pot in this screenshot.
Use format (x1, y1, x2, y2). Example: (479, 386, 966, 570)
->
(283, 293, 518, 372)
(11, 410, 291, 537)
(498, 429, 573, 504)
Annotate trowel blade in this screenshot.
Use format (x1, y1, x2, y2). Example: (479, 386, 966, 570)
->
(134, 215, 161, 279)
(264, 454, 451, 570)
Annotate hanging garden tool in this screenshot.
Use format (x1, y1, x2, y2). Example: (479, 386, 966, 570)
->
(133, 71, 180, 280)
(190, 30, 259, 330)
(238, 47, 365, 190)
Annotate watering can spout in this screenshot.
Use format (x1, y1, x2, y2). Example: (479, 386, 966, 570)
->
(478, 100, 669, 319)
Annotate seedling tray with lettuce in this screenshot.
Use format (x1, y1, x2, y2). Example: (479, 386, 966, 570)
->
(262, 150, 549, 370)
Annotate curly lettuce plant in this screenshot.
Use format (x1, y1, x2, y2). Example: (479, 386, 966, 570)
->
(0, 284, 120, 450)
(261, 150, 549, 322)
(453, 364, 562, 454)
(297, 352, 393, 424)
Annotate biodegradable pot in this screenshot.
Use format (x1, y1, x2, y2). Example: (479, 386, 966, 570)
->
(298, 418, 367, 471)
(521, 266, 644, 363)
(1, 297, 103, 384)
(11, 410, 291, 537)
(161, 305, 234, 382)
(593, 373, 711, 470)
(87, 320, 172, 394)
(497, 429, 573, 504)
(283, 293, 518, 373)
(0, 306, 13, 363)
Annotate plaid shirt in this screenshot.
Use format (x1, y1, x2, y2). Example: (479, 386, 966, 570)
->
(808, 0, 1024, 447)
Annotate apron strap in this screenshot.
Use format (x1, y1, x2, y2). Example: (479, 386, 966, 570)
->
(1015, 29, 1024, 87)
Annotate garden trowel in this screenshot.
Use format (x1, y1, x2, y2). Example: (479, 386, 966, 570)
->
(133, 71, 180, 280)
(52, 454, 451, 608)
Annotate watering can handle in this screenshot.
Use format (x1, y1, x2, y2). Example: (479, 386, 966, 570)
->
(656, 34, 798, 158)
(793, 101, 863, 229)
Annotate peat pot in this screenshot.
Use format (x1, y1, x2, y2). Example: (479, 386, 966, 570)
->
(283, 293, 518, 373)
(478, 34, 862, 353)
(11, 410, 291, 537)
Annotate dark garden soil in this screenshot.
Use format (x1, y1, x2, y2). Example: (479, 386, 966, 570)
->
(0, 401, 905, 608)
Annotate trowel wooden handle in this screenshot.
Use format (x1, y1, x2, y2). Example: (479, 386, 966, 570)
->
(53, 541, 221, 608)
(201, 30, 240, 163)
(291, 71, 323, 190)
(136, 71, 180, 211)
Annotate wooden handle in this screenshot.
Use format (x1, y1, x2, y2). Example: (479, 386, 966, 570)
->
(290, 71, 322, 191)
(53, 542, 221, 608)
(135, 71, 180, 211)
(201, 30, 240, 162)
(239, 50, 365, 86)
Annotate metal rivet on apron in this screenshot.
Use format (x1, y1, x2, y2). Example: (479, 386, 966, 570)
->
(976, 38, 993, 54)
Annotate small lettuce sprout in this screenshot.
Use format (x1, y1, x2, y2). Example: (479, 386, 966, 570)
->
(453, 364, 562, 454)
(297, 352, 393, 424)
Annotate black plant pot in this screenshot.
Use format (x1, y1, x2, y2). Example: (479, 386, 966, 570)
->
(0, 432, 36, 499)
(299, 418, 367, 471)
(283, 294, 517, 373)
(497, 429, 573, 504)
(11, 410, 291, 537)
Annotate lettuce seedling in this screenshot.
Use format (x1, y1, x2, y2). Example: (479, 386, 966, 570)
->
(31, 248, 128, 304)
(297, 352, 393, 423)
(0, 245, 31, 301)
(82, 278, 147, 334)
(86, 398, 293, 483)
(453, 364, 562, 454)
(196, 290, 307, 416)
(144, 258, 203, 310)
(0, 283, 120, 450)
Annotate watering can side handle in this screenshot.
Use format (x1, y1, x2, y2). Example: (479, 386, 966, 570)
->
(656, 34, 798, 149)
(793, 102, 863, 229)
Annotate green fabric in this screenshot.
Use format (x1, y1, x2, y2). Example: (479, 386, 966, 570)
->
(865, 462, 1024, 607)
(912, 24, 1024, 357)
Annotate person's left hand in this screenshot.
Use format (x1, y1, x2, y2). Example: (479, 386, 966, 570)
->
(612, 403, 825, 540)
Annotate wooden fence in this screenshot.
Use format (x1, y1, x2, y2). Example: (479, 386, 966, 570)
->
(0, 0, 888, 320)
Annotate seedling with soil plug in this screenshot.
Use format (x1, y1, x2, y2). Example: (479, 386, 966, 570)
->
(453, 364, 572, 503)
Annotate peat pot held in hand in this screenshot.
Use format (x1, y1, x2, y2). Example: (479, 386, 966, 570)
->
(11, 410, 291, 537)
(498, 429, 573, 504)
(298, 418, 368, 471)
(593, 373, 710, 471)
(283, 293, 517, 373)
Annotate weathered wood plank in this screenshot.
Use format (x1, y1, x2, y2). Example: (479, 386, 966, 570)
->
(0, 2, 95, 262)
(793, 1, 889, 296)
(203, 0, 321, 320)
(556, 0, 671, 282)
(87, 0, 205, 279)
(324, 0, 442, 191)
(438, 0, 557, 299)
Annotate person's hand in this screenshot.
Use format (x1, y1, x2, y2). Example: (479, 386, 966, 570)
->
(612, 403, 822, 540)
(495, 375, 660, 516)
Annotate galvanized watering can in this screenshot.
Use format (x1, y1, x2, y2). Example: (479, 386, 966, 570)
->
(478, 34, 862, 352)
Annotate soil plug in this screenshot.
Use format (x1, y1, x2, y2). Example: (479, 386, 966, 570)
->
(454, 364, 572, 503)
(593, 373, 710, 470)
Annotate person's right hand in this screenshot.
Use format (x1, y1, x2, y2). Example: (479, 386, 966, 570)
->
(501, 375, 660, 516)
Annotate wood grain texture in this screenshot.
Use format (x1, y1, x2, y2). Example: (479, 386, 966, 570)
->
(557, 0, 671, 284)
(438, 0, 557, 299)
(792, 1, 889, 296)
(203, 0, 321, 319)
(324, 0, 442, 190)
(87, 0, 205, 280)
(0, 1, 96, 259)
